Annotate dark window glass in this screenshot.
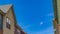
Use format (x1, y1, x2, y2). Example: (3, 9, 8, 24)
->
(0, 14, 3, 30)
(6, 23, 10, 29)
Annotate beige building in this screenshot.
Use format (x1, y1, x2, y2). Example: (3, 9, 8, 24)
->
(53, 0, 60, 34)
(0, 4, 26, 34)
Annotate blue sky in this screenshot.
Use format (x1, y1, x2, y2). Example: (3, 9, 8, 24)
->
(0, 0, 54, 34)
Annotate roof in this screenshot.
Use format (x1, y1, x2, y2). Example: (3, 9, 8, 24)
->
(15, 24, 22, 30)
(0, 4, 12, 13)
(15, 24, 26, 34)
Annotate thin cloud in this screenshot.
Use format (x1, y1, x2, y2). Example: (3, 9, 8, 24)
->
(30, 26, 54, 34)
(22, 25, 32, 29)
(24, 25, 31, 28)
(47, 13, 54, 16)
(18, 22, 31, 29)
(40, 12, 54, 17)
(40, 21, 43, 25)
(37, 26, 54, 34)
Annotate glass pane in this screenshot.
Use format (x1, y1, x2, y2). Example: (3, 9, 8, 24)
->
(7, 18, 9, 23)
(0, 14, 3, 30)
(6, 18, 10, 24)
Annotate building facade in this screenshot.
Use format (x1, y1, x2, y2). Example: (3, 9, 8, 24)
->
(0, 4, 26, 34)
(53, 0, 60, 34)
(14, 24, 26, 34)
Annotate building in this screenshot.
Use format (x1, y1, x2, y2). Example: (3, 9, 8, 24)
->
(53, 0, 60, 34)
(14, 24, 26, 34)
(0, 4, 26, 34)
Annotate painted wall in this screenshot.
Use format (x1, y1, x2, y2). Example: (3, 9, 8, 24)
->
(57, 0, 60, 24)
(3, 7, 15, 34)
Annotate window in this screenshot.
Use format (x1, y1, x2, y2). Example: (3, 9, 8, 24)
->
(0, 14, 3, 30)
(6, 17, 11, 29)
(17, 29, 20, 34)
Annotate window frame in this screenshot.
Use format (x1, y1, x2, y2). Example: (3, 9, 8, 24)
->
(0, 14, 3, 30)
(6, 17, 11, 29)
(17, 29, 20, 34)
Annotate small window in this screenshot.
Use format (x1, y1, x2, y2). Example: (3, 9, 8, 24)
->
(6, 17, 11, 29)
(17, 29, 20, 34)
(0, 14, 3, 30)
